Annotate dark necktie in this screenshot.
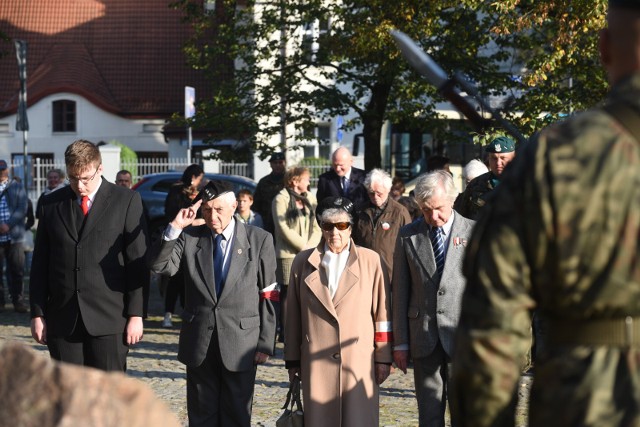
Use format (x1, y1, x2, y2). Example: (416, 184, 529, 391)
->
(430, 226, 445, 277)
(341, 176, 349, 196)
(214, 234, 225, 297)
(81, 196, 90, 216)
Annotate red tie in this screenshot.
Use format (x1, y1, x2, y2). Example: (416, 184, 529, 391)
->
(81, 196, 90, 216)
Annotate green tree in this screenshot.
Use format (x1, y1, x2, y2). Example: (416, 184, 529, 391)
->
(477, 0, 608, 133)
(171, 0, 507, 169)
(171, 0, 608, 168)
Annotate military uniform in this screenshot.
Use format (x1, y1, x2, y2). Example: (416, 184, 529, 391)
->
(451, 73, 640, 426)
(454, 137, 515, 220)
(453, 171, 497, 220)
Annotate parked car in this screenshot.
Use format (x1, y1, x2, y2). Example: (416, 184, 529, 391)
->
(132, 172, 257, 233)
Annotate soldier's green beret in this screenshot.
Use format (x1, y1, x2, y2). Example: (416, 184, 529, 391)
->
(610, 0, 640, 9)
(484, 136, 516, 154)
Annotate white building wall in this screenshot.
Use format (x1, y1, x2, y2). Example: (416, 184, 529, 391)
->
(0, 93, 168, 161)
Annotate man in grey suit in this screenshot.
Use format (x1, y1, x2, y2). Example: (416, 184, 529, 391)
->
(392, 170, 475, 427)
(149, 180, 278, 427)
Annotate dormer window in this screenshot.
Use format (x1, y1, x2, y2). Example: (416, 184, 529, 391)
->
(52, 100, 76, 132)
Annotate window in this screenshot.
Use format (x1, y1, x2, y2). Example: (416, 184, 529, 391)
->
(301, 18, 331, 62)
(52, 100, 76, 132)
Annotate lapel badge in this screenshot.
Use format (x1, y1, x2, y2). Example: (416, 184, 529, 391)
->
(453, 237, 467, 248)
(381, 222, 390, 231)
(237, 249, 242, 255)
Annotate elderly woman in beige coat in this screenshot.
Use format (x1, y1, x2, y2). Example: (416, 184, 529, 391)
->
(284, 196, 393, 427)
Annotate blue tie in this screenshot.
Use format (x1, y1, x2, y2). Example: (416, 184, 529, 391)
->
(214, 234, 225, 297)
(430, 226, 445, 277)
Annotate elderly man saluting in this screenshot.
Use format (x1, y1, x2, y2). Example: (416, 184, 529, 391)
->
(393, 170, 475, 427)
(149, 180, 277, 427)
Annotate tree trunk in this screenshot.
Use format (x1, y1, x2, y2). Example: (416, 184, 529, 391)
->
(362, 80, 392, 171)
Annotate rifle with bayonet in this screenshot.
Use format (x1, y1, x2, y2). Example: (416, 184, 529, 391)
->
(390, 29, 527, 146)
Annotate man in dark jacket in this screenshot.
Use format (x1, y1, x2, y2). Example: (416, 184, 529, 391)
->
(316, 147, 368, 208)
(352, 168, 411, 283)
(253, 152, 286, 235)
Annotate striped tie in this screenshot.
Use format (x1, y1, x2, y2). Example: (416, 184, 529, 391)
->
(430, 226, 445, 277)
(214, 234, 225, 297)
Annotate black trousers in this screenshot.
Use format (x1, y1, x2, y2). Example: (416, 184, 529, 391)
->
(186, 331, 257, 427)
(0, 241, 24, 304)
(47, 313, 128, 372)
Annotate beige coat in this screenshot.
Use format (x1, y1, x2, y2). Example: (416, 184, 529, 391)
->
(284, 241, 392, 427)
(272, 188, 322, 260)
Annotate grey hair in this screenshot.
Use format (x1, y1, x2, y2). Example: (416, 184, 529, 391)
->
(413, 170, 458, 205)
(463, 159, 489, 182)
(364, 168, 392, 191)
(320, 208, 352, 225)
(219, 191, 238, 205)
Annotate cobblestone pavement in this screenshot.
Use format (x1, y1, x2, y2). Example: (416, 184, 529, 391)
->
(0, 282, 530, 426)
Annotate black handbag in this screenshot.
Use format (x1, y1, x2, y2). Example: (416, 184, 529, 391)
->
(276, 375, 304, 427)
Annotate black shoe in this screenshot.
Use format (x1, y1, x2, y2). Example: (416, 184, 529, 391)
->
(13, 301, 28, 313)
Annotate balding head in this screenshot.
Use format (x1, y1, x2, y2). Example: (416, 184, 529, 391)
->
(331, 147, 353, 177)
(600, 5, 640, 84)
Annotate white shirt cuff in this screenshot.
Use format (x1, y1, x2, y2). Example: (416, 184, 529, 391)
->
(163, 224, 182, 241)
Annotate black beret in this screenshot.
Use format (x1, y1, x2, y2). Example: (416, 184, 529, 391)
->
(316, 196, 355, 223)
(609, 0, 640, 9)
(192, 180, 234, 205)
(269, 152, 285, 162)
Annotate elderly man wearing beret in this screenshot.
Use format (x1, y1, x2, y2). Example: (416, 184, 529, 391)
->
(149, 180, 277, 427)
(453, 136, 516, 220)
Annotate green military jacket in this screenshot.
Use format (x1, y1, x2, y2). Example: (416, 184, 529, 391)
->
(451, 73, 640, 427)
(453, 171, 497, 220)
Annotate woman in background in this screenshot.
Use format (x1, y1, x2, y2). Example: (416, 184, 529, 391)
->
(272, 166, 321, 340)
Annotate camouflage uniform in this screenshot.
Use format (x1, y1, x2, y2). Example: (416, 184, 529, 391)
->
(453, 171, 497, 220)
(451, 73, 640, 426)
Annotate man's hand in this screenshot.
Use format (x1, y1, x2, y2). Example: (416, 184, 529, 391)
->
(375, 363, 391, 385)
(125, 316, 143, 345)
(170, 200, 203, 230)
(288, 367, 301, 383)
(393, 349, 409, 374)
(254, 351, 269, 365)
(31, 317, 47, 344)
(0, 223, 9, 234)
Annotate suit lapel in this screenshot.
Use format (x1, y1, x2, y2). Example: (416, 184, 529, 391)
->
(331, 244, 359, 309)
(409, 220, 437, 279)
(80, 178, 111, 239)
(304, 248, 338, 318)
(331, 173, 342, 196)
(219, 221, 249, 301)
(441, 214, 469, 279)
(194, 227, 216, 303)
(56, 188, 80, 242)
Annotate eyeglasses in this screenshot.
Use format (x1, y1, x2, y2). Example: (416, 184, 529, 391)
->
(321, 222, 351, 231)
(69, 164, 101, 186)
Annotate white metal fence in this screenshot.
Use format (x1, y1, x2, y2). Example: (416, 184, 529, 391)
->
(23, 158, 250, 204)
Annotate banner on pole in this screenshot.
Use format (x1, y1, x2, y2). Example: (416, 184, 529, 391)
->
(15, 40, 29, 132)
(185, 86, 195, 119)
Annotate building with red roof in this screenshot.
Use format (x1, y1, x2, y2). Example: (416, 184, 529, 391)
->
(0, 0, 210, 166)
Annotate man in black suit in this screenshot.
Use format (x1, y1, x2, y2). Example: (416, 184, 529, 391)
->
(30, 140, 148, 372)
(149, 180, 277, 427)
(316, 146, 368, 207)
